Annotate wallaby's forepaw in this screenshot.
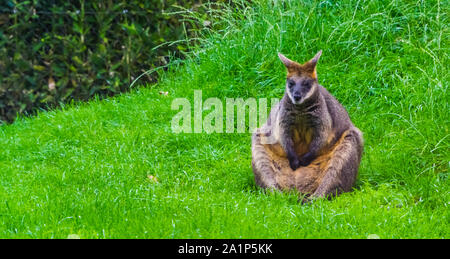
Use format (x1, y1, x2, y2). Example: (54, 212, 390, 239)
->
(288, 156, 301, 171)
(289, 152, 315, 170)
(298, 152, 315, 167)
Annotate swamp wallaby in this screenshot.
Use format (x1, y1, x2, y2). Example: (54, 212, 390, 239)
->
(251, 51, 363, 198)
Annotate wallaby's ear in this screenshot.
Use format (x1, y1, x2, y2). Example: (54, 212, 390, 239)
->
(306, 50, 322, 79)
(309, 50, 322, 67)
(278, 53, 293, 68)
(278, 53, 301, 74)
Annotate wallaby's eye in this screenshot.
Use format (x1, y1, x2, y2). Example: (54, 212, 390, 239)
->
(288, 80, 295, 88)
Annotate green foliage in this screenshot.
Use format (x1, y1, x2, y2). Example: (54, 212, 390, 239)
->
(0, 0, 448, 238)
(0, 0, 218, 123)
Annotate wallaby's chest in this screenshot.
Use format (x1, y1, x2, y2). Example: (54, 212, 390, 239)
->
(292, 122, 313, 155)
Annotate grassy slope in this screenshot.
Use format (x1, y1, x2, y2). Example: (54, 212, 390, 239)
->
(0, 0, 448, 238)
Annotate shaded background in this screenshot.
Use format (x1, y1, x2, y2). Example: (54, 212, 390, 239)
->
(0, 0, 222, 123)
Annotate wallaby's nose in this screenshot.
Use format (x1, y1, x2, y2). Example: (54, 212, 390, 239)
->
(293, 93, 301, 101)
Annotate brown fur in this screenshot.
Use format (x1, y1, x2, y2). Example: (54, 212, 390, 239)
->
(252, 128, 362, 196)
(251, 51, 363, 199)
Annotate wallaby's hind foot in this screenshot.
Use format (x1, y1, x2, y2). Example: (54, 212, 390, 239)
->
(251, 133, 280, 190)
(312, 127, 363, 198)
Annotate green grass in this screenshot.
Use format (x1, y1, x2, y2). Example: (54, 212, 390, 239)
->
(0, 0, 448, 238)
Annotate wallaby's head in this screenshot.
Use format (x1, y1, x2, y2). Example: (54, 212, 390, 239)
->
(278, 50, 322, 105)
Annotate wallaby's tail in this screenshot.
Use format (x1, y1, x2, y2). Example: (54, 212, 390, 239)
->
(313, 127, 364, 198)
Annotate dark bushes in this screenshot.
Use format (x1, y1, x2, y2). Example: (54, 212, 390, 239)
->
(0, 0, 216, 123)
